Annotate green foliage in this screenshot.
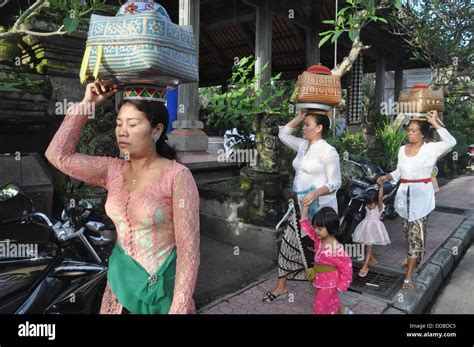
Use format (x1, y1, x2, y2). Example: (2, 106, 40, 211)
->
(327, 130, 369, 162)
(391, 0, 472, 89)
(375, 120, 407, 170)
(0, 69, 46, 93)
(339, 158, 366, 188)
(202, 56, 294, 149)
(444, 91, 474, 155)
(18, 0, 118, 34)
(360, 73, 377, 122)
(319, 0, 396, 48)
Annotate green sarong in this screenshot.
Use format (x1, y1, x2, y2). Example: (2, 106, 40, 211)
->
(107, 243, 176, 314)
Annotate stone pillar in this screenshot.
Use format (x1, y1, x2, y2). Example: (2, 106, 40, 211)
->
(306, 1, 321, 67)
(255, 0, 272, 98)
(167, 0, 208, 152)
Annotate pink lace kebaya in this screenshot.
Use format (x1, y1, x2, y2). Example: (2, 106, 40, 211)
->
(45, 103, 200, 314)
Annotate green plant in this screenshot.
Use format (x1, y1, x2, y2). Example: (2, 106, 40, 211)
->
(0, 0, 118, 39)
(203, 56, 294, 149)
(391, 0, 472, 92)
(375, 120, 407, 170)
(439, 87, 474, 176)
(327, 130, 369, 162)
(361, 73, 376, 122)
(319, 0, 399, 48)
(318, 0, 399, 76)
(339, 158, 366, 188)
(0, 69, 46, 93)
(46, 0, 118, 32)
(367, 111, 389, 131)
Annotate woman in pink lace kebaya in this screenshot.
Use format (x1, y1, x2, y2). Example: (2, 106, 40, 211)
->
(45, 81, 200, 314)
(299, 206, 353, 314)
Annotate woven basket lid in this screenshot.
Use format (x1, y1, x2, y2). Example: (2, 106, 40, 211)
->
(306, 64, 332, 75)
(117, 1, 170, 20)
(412, 83, 429, 90)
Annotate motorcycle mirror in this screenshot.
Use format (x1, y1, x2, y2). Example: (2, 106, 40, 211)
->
(0, 182, 21, 202)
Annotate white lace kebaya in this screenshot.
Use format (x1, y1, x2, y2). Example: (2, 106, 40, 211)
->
(278, 125, 342, 213)
(389, 128, 457, 222)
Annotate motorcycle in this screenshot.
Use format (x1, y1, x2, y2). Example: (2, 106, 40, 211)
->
(0, 182, 116, 314)
(337, 160, 399, 245)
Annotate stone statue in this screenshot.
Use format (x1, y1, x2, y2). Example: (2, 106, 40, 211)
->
(252, 113, 285, 173)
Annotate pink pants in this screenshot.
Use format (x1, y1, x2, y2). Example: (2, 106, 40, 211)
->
(313, 287, 340, 314)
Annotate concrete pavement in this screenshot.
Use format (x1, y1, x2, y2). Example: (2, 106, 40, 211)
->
(199, 269, 392, 314)
(198, 175, 474, 314)
(428, 244, 474, 314)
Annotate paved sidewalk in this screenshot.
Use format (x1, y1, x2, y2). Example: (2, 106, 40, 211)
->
(435, 175, 474, 211)
(195, 235, 275, 308)
(199, 175, 474, 314)
(429, 244, 474, 314)
(199, 270, 391, 314)
(373, 211, 465, 268)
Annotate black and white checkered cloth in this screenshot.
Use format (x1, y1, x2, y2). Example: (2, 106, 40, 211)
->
(347, 54, 363, 124)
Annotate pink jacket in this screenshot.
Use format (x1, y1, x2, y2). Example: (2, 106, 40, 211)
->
(300, 218, 353, 291)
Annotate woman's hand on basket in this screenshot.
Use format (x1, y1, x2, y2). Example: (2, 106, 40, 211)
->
(427, 110, 443, 130)
(82, 80, 118, 108)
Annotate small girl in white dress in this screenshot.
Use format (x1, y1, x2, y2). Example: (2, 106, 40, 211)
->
(352, 183, 391, 277)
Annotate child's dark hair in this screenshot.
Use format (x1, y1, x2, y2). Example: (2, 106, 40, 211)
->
(365, 189, 378, 205)
(312, 207, 341, 236)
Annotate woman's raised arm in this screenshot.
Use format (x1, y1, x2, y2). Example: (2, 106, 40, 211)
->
(45, 81, 118, 189)
(278, 110, 307, 151)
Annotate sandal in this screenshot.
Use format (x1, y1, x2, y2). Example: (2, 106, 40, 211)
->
(340, 307, 354, 314)
(262, 291, 288, 303)
(358, 268, 369, 278)
(402, 278, 414, 292)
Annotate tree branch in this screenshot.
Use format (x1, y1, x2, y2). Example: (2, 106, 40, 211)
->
(12, 0, 46, 31)
(332, 40, 370, 76)
(331, 9, 370, 77)
(0, 0, 67, 39)
(23, 26, 66, 37)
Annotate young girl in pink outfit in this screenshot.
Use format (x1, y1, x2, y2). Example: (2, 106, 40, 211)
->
(351, 184, 391, 278)
(299, 206, 353, 315)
